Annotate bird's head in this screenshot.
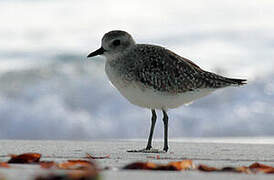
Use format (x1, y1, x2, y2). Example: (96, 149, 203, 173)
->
(87, 30, 135, 59)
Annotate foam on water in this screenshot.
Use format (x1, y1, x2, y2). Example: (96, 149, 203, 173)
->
(0, 58, 273, 139)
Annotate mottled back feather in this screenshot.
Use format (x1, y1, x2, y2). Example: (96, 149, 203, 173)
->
(124, 44, 246, 93)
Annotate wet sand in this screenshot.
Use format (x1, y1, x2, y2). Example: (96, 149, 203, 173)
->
(1, 139, 274, 180)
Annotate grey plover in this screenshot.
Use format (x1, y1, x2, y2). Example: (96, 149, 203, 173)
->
(87, 30, 246, 152)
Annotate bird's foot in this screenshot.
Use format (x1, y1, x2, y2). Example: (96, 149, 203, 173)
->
(127, 148, 166, 153)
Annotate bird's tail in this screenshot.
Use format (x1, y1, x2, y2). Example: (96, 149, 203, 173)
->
(201, 70, 247, 88)
(225, 78, 247, 86)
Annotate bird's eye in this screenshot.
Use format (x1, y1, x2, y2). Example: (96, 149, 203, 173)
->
(112, 40, 120, 46)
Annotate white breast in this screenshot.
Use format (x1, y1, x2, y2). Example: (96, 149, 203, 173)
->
(105, 61, 215, 110)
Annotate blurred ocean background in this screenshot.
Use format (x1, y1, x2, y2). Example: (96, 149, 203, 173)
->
(0, 0, 273, 140)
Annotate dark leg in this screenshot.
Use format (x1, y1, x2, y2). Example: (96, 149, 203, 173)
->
(127, 109, 164, 153)
(162, 110, 169, 152)
(145, 109, 157, 150)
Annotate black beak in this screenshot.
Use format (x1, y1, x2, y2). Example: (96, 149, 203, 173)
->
(87, 47, 105, 58)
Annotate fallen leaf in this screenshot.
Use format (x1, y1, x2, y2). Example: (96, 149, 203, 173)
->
(86, 153, 110, 159)
(236, 166, 251, 174)
(123, 160, 193, 171)
(221, 166, 250, 173)
(123, 162, 157, 170)
(167, 160, 194, 170)
(58, 160, 96, 170)
(249, 162, 273, 169)
(249, 162, 274, 174)
(260, 168, 274, 174)
(198, 165, 250, 174)
(8, 153, 41, 164)
(39, 161, 57, 169)
(198, 164, 219, 172)
(0, 162, 10, 168)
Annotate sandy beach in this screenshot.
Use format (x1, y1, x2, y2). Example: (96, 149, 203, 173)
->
(1, 139, 274, 179)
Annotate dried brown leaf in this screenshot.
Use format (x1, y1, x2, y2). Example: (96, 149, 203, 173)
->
(123, 162, 157, 170)
(198, 164, 251, 174)
(198, 164, 219, 172)
(123, 160, 193, 171)
(39, 161, 57, 169)
(249, 162, 272, 169)
(86, 153, 110, 159)
(249, 162, 274, 174)
(221, 166, 250, 173)
(166, 160, 194, 170)
(260, 168, 274, 174)
(234, 166, 251, 174)
(58, 160, 96, 170)
(8, 153, 41, 164)
(0, 162, 10, 168)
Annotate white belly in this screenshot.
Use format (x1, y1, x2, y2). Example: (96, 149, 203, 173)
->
(105, 62, 215, 110)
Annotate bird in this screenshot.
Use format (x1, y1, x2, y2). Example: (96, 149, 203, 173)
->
(87, 30, 246, 153)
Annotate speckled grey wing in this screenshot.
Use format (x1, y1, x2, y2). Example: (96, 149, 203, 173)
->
(133, 45, 246, 93)
(133, 45, 201, 93)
